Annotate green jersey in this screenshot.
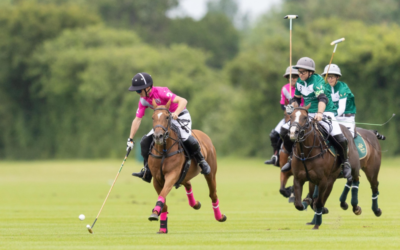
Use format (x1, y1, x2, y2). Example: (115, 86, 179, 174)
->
(330, 81, 356, 114)
(294, 74, 337, 115)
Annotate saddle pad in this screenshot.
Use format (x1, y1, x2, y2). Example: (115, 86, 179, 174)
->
(354, 133, 367, 160)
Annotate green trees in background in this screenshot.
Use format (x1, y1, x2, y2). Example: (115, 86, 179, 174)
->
(0, 0, 399, 159)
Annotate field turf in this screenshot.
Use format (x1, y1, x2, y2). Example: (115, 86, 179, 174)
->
(1, 157, 399, 249)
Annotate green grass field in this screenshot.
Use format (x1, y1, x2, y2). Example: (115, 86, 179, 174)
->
(1, 157, 400, 249)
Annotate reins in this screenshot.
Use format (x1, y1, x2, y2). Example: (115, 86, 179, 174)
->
(290, 108, 331, 181)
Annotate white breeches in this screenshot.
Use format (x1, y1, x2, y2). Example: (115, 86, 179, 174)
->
(147, 110, 192, 141)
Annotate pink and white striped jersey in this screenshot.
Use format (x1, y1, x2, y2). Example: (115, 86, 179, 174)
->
(280, 83, 304, 106)
(136, 87, 180, 118)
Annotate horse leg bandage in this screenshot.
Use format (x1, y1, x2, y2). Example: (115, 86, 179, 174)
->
(212, 200, 222, 221)
(315, 207, 323, 225)
(185, 187, 197, 207)
(339, 180, 352, 203)
(153, 196, 165, 215)
(372, 192, 379, 212)
(351, 181, 360, 207)
(159, 212, 168, 233)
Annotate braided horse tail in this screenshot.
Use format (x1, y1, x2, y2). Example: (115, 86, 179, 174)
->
(373, 130, 386, 140)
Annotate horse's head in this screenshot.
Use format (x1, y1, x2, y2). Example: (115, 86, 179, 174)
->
(289, 103, 311, 141)
(152, 99, 172, 145)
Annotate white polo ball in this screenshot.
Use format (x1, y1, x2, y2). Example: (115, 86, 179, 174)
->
(79, 214, 85, 221)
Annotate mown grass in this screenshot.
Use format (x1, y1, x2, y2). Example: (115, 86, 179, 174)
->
(1, 157, 399, 249)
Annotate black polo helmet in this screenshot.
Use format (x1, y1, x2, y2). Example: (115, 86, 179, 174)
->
(128, 73, 153, 91)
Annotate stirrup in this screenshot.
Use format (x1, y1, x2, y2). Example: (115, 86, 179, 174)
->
(264, 155, 278, 166)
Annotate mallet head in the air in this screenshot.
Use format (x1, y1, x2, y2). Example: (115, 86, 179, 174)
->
(330, 38, 345, 45)
(87, 224, 93, 234)
(284, 15, 299, 19)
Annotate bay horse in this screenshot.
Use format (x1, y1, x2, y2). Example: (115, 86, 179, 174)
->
(289, 103, 360, 229)
(337, 127, 384, 216)
(147, 99, 227, 233)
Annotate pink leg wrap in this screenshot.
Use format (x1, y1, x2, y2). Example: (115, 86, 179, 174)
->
(185, 187, 197, 207)
(159, 212, 168, 233)
(212, 199, 222, 221)
(153, 196, 165, 215)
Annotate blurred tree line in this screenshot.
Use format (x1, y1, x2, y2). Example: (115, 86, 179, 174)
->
(0, 0, 399, 159)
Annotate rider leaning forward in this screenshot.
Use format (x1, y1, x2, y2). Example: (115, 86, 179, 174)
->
(280, 57, 352, 181)
(127, 73, 211, 183)
(321, 64, 357, 138)
(265, 66, 304, 166)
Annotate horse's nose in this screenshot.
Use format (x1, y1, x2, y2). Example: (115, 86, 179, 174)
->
(154, 132, 163, 141)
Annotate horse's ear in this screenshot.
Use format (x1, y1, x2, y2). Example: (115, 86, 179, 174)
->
(166, 99, 171, 109)
(284, 99, 289, 105)
(152, 99, 158, 108)
(292, 101, 299, 108)
(304, 103, 311, 110)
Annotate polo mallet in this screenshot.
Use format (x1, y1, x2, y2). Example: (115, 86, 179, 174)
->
(87, 148, 132, 234)
(324, 38, 345, 83)
(284, 15, 299, 97)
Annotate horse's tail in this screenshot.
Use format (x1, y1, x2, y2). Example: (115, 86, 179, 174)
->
(373, 130, 386, 140)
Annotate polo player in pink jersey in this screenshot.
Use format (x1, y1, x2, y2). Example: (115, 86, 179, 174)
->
(265, 66, 304, 166)
(127, 73, 211, 183)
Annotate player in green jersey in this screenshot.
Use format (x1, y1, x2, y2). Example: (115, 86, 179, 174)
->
(280, 57, 352, 181)
(321, 64, 356, 138)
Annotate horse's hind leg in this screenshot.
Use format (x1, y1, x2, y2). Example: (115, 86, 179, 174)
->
(351, 178, 362, 215)
(339, 180, 352, 210)
(365, 165, 382, 216)
(183, 181, 201, 210)
(205, 173, 227, 222)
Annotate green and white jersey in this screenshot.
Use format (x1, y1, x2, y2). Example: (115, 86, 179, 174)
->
(294, 74, 337, 115)
(330, 81, 356, 115)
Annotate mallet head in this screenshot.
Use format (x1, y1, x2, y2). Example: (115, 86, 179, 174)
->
(331, 38, 345, 45)
(87, 224, 93, 234)
(284, 15, 299, 19)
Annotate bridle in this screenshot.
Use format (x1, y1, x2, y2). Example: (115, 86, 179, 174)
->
(152, 107, 172, 142)
(289, 107, 330, 181)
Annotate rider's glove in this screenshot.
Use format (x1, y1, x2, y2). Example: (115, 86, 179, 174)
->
(285, 104, 294, 115)
(127, 138, 134, 152)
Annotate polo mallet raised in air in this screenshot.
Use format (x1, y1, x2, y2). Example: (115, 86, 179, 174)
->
(284, 15, 299, 97)
(324, 38, 345, 83)
(87, 148, 132, 234)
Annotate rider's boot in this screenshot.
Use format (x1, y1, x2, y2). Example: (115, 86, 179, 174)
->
(280, 127, 294, 172)
(264, 130, 281, 167)
(333, 134, 352, 182)
(132, 134, 153, 183)
(183, 135, 211, 175)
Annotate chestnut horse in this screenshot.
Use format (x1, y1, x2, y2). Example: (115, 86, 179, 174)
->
(289, 103, 360, 230)
(147, 100, 226, 233)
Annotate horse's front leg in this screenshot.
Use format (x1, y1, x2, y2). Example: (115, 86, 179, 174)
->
(293, 176, 306, 211)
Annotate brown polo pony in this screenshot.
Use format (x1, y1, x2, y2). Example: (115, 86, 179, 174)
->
(289, 103, 360, 230)
(147, 99, 226, 234)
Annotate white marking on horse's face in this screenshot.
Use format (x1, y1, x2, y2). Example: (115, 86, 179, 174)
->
(290, 111, 301, 139)
(157, 113, 162, 119)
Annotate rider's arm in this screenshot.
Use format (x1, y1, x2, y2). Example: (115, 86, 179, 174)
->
(129, 117, 142, 139)
(290, 95, 302, 105)
(172, 96, 188, 115)
(337, 98, 347, 116)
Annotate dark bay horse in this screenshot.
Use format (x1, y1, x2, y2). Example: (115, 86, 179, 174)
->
(147, 100, 226, 233)
(337, 127, 384, 216)
(289, 103, 360, 229)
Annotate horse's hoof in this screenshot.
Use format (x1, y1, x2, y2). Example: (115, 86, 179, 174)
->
(312, 225, 320, 230)
(353, 206, 362, 215)
(322, 207, 329, 214)
(340, 202, 348, 210)
(157, 230, 168, 234)
(374, 208, 382, 217)
(218, 215, 227, 222)
(193, 201, 201, 210)
(306, 222, 315, 225)
(279, 187, 291, 198)
(288, 196, 295, 203)
(148, 212, 159, 221)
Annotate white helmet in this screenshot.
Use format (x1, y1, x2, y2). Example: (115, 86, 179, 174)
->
(283, 66, 299, 78)
(293, 57, 315, 71)
(321, 64, 342, 76)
